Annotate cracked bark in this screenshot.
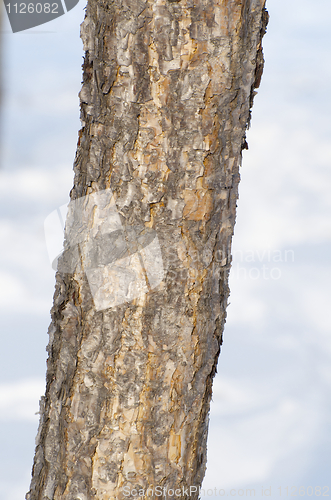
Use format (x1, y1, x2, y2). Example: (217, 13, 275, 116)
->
(27, 1, 268, 499)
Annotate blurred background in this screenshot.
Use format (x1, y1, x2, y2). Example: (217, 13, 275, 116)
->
(0, 0, 330, 498)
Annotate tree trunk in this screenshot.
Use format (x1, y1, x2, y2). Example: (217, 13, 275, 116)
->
(27, 1, 268, 499)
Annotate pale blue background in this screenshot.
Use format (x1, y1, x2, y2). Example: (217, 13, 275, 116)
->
(0, 1, 330, 498)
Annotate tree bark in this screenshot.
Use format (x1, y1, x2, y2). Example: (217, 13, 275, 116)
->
(27, 1, 268, 499)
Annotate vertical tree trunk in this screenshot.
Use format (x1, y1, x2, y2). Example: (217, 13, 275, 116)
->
(27, 1, 268, 499)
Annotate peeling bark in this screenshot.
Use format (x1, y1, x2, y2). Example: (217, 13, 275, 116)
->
(27, 1, 268, 499)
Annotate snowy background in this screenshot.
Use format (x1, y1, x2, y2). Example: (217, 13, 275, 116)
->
(0, 0, 331, 498)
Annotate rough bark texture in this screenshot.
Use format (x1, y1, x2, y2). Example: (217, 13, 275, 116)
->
(27, 1, 268, 499)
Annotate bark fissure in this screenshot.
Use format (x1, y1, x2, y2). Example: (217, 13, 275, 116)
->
(27, 1, 268, 499)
